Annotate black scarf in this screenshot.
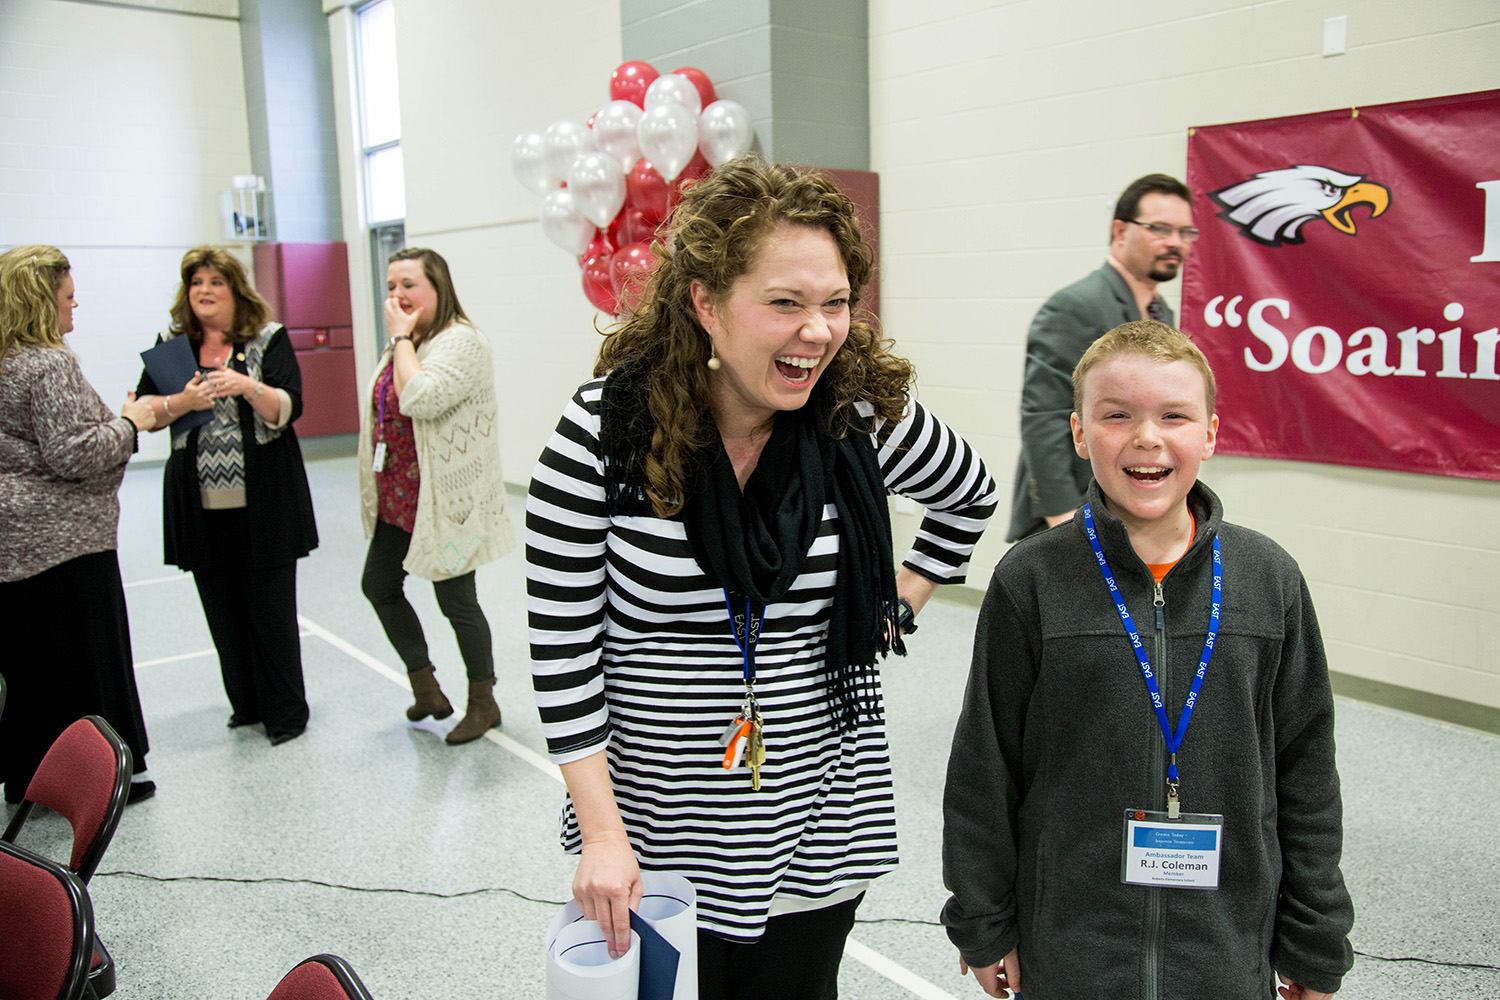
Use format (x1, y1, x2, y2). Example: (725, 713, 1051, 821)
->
(601, 364, 903, 731)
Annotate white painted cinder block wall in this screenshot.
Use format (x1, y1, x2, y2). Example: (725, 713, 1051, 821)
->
(0, 0, 253, 463)
(326, 0, 623, 491)
(867, 1, 1500, 708)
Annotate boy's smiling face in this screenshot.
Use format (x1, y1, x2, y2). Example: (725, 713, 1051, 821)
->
(1071, 353, 1218, 535)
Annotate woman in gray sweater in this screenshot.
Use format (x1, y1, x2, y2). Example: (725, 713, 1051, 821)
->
(0, 245, 157, 803)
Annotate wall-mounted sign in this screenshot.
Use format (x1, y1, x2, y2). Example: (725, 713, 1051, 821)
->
(1184, 90, 1500, 481)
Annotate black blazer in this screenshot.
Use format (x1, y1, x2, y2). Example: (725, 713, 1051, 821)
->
(136, 325, 318, 571)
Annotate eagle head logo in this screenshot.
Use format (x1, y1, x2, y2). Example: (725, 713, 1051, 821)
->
(1209, 165, 1391, 247)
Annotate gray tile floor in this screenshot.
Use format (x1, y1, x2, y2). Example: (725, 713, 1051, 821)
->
(6, 453, 1498, 999)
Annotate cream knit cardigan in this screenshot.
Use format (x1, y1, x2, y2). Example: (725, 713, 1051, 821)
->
(358, 321, 514, 580)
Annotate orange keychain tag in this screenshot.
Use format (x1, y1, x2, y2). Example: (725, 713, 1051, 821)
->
(721, 719, 752, 770)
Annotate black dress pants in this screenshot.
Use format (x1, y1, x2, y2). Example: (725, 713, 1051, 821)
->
(0, 550, 150, 801)
(696, 893, 863, 1000)
(192, 509, 308, 737)
(360, 519, 493, 681)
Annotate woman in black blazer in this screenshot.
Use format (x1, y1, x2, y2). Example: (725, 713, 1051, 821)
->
(136, 246, 318, 746)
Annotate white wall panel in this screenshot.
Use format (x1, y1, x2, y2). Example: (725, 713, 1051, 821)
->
(870, 0, 1500, 707)
(349, 0, 624, 487)
(0, 0, 253, 463)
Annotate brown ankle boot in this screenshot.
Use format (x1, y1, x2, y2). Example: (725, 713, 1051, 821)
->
(446, 678, 502, 744)
(406, 664, 454, 721)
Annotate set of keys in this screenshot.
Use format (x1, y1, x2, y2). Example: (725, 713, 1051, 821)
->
(719, 688, 767, 789)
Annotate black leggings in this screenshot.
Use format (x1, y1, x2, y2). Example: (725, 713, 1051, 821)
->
(696, 893, 863, 999)
(361, 519, 493, 681)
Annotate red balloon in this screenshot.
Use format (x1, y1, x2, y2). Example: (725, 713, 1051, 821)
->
(671, 66, 716, 109)
(609, 207, 659, 247)
(579, 229, 616, 266)
(582, 253, 617, 315)
(610, 60, 658, 108)
(678, 150, 711, 184)
(610, 242, 657, 313)
(626, 160, 671, 224)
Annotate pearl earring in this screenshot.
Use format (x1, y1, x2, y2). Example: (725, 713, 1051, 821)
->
(707, 342, 721, 371)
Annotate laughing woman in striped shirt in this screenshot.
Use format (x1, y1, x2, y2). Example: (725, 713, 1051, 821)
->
(527, 157, 998, 998)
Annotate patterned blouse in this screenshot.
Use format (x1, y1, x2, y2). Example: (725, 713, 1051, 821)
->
(373, 362, 420, 532)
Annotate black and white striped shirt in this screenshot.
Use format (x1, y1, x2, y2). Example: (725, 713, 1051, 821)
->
(527, 377, 997, 939)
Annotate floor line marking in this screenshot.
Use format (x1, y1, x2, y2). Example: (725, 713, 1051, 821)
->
(124, 573, 192, 589)
(137, 648, 216, 669)
(136, 631, 312, 670)
(296, 613, 946, 999)
(844, 938, 960, 1000)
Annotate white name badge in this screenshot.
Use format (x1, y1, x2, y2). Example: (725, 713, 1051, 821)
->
(1120, 809, 1224, 889)
(372, 441, 387, 472)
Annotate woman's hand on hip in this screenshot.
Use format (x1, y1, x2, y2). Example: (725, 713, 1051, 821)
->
(574, 831, 642, 959)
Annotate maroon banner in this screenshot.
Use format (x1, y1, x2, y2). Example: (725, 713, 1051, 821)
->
(1183, 90, 1500, 481)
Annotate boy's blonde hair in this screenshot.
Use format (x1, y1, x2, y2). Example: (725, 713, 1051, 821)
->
(1072, 320, 1217, 416)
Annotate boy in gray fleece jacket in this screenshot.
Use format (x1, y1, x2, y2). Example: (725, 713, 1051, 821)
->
(941, 321, 1354, 1000)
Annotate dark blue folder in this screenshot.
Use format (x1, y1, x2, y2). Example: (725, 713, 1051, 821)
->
(628, 910, 680, 1000)
(139, 335, 212, 433)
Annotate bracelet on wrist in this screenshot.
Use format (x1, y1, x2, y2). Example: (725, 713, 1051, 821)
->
(163, 395, 175, 417)
(250, 382, 265, 400)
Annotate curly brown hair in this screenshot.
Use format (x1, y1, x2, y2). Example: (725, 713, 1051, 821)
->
(168, 246, 272, 346)
(0, 244, 70, 370)
(596, 156, 913, 517)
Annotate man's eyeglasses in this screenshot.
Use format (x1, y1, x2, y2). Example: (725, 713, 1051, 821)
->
(1129, 220, 1201, 242)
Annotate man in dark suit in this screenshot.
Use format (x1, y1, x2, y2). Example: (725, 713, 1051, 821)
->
(1006, 174, 1198, 541)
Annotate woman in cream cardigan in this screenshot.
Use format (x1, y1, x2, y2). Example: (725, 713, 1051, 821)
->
(358, 247, 513, 744)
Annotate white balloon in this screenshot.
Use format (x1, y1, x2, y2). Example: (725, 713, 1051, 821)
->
(568, 152, 627, 229)
(542, 118, 594, 183)
(538, 187, 595, 255)
(512, 130, 562, 195)
(592, 100, 644, 172)
(637, 103, 698, 182)
(698, 100, 753, 167)
(644, 73, 702, 116)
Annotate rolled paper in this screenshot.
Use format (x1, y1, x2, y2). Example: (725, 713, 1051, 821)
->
(547, 921, 642, 1000)
(544, 871, 698, 1000)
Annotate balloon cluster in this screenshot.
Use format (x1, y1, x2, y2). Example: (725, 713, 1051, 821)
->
(512, 61, 754, 316)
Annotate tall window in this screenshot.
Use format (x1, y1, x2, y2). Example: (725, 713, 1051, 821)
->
(355, 0, 405, 344)
(356, 0, 404, 223)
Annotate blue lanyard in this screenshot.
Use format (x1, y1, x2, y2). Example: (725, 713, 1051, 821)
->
(723, 590, 765, 685)
(1081, 504, 1221, 800)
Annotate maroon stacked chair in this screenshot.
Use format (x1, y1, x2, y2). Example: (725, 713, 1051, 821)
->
(2, 716, 133, 997)
(0, 839, 96, 1000)
(266, 955, 377, 1000)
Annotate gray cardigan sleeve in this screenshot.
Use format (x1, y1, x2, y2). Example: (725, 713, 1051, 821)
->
(33, 350, 135, 479)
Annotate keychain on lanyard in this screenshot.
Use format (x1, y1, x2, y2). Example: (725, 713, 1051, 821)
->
(717, 589, 767, 789)
(1082, 504, 1221, 819)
